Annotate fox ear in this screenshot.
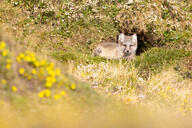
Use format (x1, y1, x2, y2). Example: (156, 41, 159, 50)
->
(118, 33, 125, 43)
(132, 34, 137, 44)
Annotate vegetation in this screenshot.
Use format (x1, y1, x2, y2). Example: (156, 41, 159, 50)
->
(0, 0, 191, 127)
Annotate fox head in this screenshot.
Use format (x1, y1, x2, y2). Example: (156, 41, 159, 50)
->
(118, 33, 138, 55)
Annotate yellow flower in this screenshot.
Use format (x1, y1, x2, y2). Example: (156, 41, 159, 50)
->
(1, 79, 7, 85)
(31, 56, 36, 62)
(40, 68, 45, 75)
(54, 94, 61, 100)
(71, 83, 76, 90)
(29, 52, 35, 57)
(6, 59, 12, 63)
(46, 76, 56, 83)
(12, 86, 17, 92)
(24, 55, 31, 62)
(184, 98, 187, 103)
(44, 89, 51, 98)
(45, 82, 52, 88)
(16, 56, 21, 62)
(0, 101, 5, 105)
(25, 50, 30, 54)
(24, 73, 28, 77)
(19, 53, 25, 58)
(48, 70, 55, 77)
(52, 77, 56, 83)
(161, 93, 166, 98)
(38, 91, 44, 98)
(60, 91, 66, 96)
(6, 64, 11, 69)
(27, 75, 32, 80)
(49, 62, 54, 68)
(46, 76, 52, 82)
(55, 68, 61, 76)
(40, 60, 47, 66)
(2, 51, 7, 56)
(34, 61, 40, 67)
(0, 41, 6, 49)
(19, 68, 25, 74)
(32, 69, 37, 75)
(81, 73, 85, 77)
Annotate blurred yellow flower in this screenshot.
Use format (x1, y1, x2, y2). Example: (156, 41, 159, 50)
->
(55, 68, 61, 76)
(52, 77, 56, 83)
(44, 89, 51, 98)
(24, 55, 31, 62)
(19, 53, 25, 58)
(34, 61, 40, 67)
(6, 64, 11, 69)
(24, 73, 29, 77)
(31, 56, 36, 62)
(45, 82, 52, 88)
(40, 60, 47, 66)
(0, 100, 5, 105)
(30, 52, 35, 57)
(38, 90, 51, 98)
(81, 73, 85, 77)
(12, 86, 17, 92)
(71, 83, 76, 90)
(60, 91, 66, 96)
(161, 93, 166, 98)
(16, 56, 21, 62)
(46, 76, 56, 83)
(49, 62, 54, 68)
(19, 68, 25, 74)
(54, 94, 61, 100)
(1, 79, 7, 85)
(46, 76, 51, 82)
(2, 51, 7, 56)
(0, 41, 5, 49)
(27, 75, 32, 80)
(32, 69, 37, 75)
(38, 91, 44, 98)
(6, 59, 12, 63)
(40, 68, 45, 75)
(48, 70, 55, 77)
(184, 98, 187, 103)
(25, 50, 30, 54)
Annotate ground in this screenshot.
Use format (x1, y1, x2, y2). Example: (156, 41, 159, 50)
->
(0, 0, 192, 128)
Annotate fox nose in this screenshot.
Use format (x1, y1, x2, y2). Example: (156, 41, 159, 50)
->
(126, 50, 131, 53)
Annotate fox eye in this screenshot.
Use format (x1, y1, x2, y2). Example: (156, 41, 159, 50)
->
(121, 43, 126, 46)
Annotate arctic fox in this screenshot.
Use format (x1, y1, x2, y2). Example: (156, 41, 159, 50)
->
(93, 33, 138, 60)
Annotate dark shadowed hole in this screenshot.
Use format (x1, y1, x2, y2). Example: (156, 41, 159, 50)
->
(119, 27, 162, 55)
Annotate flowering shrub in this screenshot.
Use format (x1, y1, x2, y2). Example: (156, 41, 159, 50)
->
(0, 41, 76, 99)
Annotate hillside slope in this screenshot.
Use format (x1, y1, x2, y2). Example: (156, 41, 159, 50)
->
(0, 0, 192, 128)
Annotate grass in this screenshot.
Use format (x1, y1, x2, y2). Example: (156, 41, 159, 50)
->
(0, 0, 192, 128)
(134, 48, 191, 77)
